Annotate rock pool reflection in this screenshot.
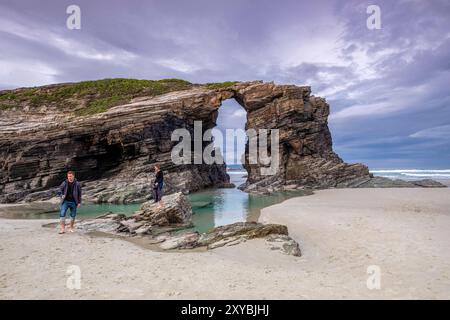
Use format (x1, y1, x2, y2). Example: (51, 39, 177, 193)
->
(3, 172, 308, 234)
(188, 173, 308, 233)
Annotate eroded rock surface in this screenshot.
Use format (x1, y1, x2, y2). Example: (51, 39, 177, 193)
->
(0, 82, 234, 203)
(116, 192, 193, 234)
(73, 193, 300, 256)
(1, 79, 444, 203)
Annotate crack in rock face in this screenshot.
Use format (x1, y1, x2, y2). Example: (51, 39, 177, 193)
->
(0, 80, 444, 204)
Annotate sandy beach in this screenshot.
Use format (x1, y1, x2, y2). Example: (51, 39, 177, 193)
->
(1, 188, 449, 299)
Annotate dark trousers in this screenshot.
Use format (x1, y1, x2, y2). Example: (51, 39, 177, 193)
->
(153, 187, 163, 202)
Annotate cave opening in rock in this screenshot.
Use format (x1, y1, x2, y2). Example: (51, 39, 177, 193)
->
(213, 98, 248, 187)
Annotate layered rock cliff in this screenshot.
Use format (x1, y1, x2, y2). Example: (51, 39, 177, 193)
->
(0, 79, 442, 203)
(0, 79, 233, 203)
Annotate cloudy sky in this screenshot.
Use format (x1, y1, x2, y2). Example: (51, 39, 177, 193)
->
(1, 0, 449, 169)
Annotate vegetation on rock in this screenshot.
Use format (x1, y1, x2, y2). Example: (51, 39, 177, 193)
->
(0, 78, 193, 116)
(204, 81, 240, 89)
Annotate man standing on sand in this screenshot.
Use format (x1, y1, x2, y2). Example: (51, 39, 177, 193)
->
(57, 171, 82, 234)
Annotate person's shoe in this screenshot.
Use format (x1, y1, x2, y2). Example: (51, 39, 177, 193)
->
(59, 229, 65, 234)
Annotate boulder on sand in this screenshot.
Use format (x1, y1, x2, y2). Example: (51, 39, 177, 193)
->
(116, 192, 192, 234)
(133, 192, 192, 226)
(198, 222, 288, 247)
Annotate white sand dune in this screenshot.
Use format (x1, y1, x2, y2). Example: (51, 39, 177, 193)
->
(1, 188, 449, 299)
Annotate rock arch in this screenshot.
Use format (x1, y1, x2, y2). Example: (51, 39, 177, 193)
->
(0, 80, 371, 203)
(209, 81, 371, 193)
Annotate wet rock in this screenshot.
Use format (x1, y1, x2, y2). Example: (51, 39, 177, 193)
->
(133, 192, 192, 226)
(154, 222, 299, 252)
(94, 213, 126, 220)
(159, 232, 200, 250)
(198, 222, 289, 248)
(134, 225, 152, 235)
(76, 218, 122, 233)
(408, 179, 446, 188)
(265, 234, 302, 257)
(207, 236, 245, 249)
(111, 192, 192, 236)
(117, 219, 145, 233)
(347, 176, 447, 188)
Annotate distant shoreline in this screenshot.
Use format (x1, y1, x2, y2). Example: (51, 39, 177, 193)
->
(226, 167, 450, 186)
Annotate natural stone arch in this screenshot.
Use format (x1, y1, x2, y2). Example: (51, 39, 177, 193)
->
(205, 81, 371, 193)
(0, 80, 371, 203)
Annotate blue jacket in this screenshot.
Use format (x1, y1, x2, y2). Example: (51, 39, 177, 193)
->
(57, 180, 82, 205)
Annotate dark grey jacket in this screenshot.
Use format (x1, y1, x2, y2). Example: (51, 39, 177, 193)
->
(57, 180, 82, 205)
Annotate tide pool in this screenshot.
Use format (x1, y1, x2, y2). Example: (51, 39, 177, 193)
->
(4, 173, 308, 233)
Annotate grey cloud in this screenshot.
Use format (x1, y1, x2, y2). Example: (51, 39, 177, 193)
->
(0, 0, 449, 168)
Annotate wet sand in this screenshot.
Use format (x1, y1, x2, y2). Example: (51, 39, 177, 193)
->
(1, 188, 449, 299)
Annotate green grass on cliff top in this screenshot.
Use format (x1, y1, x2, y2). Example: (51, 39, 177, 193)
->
(205, 81, 239, 89)
(0, 78, 241, 116)
(0, 78, 243, 116)
(0, 78, 193, 116)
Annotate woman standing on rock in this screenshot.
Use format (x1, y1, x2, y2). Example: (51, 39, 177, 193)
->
(153, 165, 164, 209)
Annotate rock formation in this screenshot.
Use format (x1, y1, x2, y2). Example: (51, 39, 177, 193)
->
(116, 192, 193, 235)
(0, 79, 232, 203)
(0, 79, 444, 203)
(73, 193, 301, 256)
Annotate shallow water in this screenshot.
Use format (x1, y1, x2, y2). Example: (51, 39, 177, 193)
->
(189, 173, 307, 232)
(1, 173, 307, 233)
(5, 202, 142, 220)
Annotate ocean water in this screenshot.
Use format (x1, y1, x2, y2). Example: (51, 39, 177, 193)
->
(370, 169, 450, 180)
